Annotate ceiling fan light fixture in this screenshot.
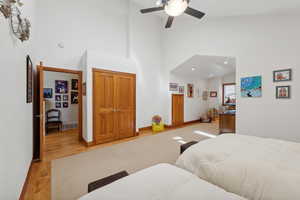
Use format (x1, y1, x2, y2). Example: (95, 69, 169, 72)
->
(165, 0, 188, 17)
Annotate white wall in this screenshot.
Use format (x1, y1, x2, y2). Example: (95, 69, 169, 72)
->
(35, 0, 130, 69)
(44, 71, 79, 127)
(163, 14, 300, 142)
(80, 2, 166, 142)
(170, 74, 208, 122)
(0, 1, 37, 199)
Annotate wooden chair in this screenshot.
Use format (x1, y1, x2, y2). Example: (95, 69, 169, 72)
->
(46, 109, 63, 133)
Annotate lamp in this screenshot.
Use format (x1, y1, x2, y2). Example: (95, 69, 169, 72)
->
(165, 0, 188, 17)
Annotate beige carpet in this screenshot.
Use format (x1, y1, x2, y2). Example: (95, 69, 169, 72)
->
(52, 123, 219, 200)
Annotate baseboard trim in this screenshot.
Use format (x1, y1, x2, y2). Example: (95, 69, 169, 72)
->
(82, 139, 95, 147)
(184, 119, 201, 125)
(138, 126, 152, 132)
(138, 120, 201, 133)
(19, 160, 33, 200)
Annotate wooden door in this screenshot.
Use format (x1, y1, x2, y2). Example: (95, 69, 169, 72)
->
(115, 73, 136, 139)
(93, 69, 136, 144)
(93, 71, 117, 144)
(37, 66, 45, 161)
(172, 94, 184, 126)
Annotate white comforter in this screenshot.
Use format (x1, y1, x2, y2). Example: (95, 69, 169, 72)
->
(176, 134, 300, 200)
(79, 164, 245, 200)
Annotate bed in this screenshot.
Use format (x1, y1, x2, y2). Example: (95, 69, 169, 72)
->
(79, 164, 245, 200)
(176, 134, 300, 200)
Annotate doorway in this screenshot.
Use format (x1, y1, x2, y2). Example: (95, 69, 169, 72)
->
(172, 94, 184, 127)
(37, 65, 83, 161)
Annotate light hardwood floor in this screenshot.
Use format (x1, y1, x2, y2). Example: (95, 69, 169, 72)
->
(23, 121, 219, 200)
(23, 128, 154, 200)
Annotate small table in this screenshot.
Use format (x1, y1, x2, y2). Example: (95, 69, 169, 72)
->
(180, 141, 198, 154)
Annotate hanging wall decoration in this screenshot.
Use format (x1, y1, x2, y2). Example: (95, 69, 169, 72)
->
(26, 55, 33, 103)
(0, 0, 12, 18)
(0, 0, 31, 42)
(241, 76, 262, 97)
(71, 91, 79, 104)
(71, 79, 79, 90)
(169, 83, 178, 92)
(10, 6, 31, 42)
(276, 86, 291, 99)
(273, 69, 292, 82)
(202, 91, 208, 101)
(187, 84, 194, 98)
(178, 86, 184, 94)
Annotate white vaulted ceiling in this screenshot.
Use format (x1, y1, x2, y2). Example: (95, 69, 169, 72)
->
(132, 0, 300, 18)
(171, 55, 236, 80)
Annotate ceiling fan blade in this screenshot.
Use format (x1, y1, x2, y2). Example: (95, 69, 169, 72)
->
(184, 7, 206, 19)
(140, 7, 164, 14)
(165, 16, 174, 28)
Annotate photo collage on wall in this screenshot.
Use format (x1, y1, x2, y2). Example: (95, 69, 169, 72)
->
(55, 80, 68, 108)
(240, 68, 292, 99)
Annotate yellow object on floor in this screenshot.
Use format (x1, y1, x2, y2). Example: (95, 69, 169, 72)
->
(152, 123, 165, 132)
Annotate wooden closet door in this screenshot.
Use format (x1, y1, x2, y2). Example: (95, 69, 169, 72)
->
(93, 71, 117, 144)
(172, 94, 184, 126)
(115, 74, 136, 139)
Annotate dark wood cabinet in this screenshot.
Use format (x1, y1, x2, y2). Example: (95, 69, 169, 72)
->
(219, 113, 236, 134)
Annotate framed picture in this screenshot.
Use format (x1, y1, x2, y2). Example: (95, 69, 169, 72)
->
(71, 91, 79, 104)
(72, 79, 79, 90)
(63, 102, 69, 108)
(44, 88, 53, 99)
(55, 102, 61, 108)
(210, 91, 218, 98)
(55, 95, 62, 101)
(55, 80, 68, 94)
(83, 82, 86, 96)
(241, 76, 262, 97)
(187, 84, 194, 98)
(273, 69, 292, 82)
(169, 83, 178, 92)
(202, 91, 208, 101)
(178, 86, 184, 94)
(26, 55, 33, 103)
(276, 86, 291, 99)
(63, 95, 69, 101)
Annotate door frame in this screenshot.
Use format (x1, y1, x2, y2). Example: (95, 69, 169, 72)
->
(172, 94, 184, 127)
(92, 68, 137, 144)
(38, 65, 83, 160)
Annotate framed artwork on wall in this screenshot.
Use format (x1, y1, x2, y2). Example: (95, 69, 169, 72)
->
(63, 95, 69, 101)
(202, 91, 208, 101)
(72, 79, 79, 90)
(273, 69, 292, 82)
(26, 55, 33, 103)
(210, 91, 218, 98)
(187, 84, 194, 98)
(63, 102, 69, 108)
(55, 95, 62, 101)
(169, 83, 178, 92)
(71, 91, 79, 104)
(55, 80, 68, 94)
(276, 86, 290, 99)
(178, 86, 184, 94)
(83, 82, 86, 96)
(44, 88, 53, 99)
(55, 102, 61, 108)
(241, 76, 262, 97)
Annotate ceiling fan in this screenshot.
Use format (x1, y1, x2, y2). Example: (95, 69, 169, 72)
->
(140, 0, 205, 28)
